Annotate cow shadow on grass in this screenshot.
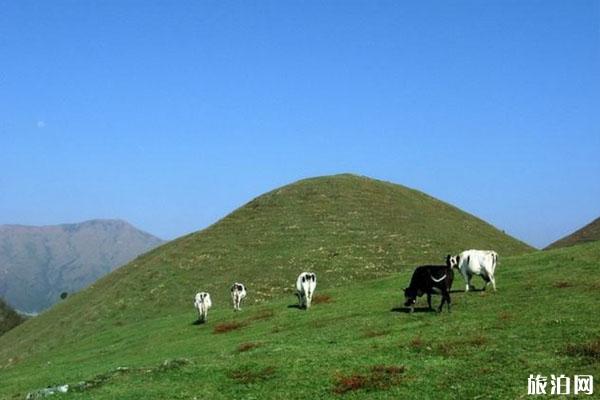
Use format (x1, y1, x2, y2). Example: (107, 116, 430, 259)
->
(449, 287, 485, 293)
(390, 307, 436, 314)
(287, 304, 302, 309)
(192, 319, 207, 325)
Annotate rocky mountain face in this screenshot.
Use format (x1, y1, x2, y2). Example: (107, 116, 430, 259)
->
(0, 219, 163, 313)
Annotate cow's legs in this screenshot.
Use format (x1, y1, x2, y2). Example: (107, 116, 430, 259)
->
(464, 272, 472, 292)
(437, 290, 451, 313)
(437, 295, 445, 313)
(490, 275, 497, 291)
(427, 293, 433, 310)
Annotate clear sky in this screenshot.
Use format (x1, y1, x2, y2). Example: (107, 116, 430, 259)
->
(1, 1, 598, 248)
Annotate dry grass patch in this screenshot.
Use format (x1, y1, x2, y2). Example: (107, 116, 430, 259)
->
(332, 365, 406, 394)
(312, 294, 333, 304)
(564, 338, 600, 361)
(236, 342, 262, 353)
(213, 321, 246, 334)
(553, 281, 573, 289)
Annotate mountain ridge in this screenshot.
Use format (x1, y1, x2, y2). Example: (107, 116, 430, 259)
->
(0, 219, 164, 313)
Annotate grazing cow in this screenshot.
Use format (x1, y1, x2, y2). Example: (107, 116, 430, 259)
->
(447, 250, 498, 292)
(194, 292, 212, 323)
(230, 282, 247, 311)
(296, 272, 317, 309)
(404, 262, 454, 313)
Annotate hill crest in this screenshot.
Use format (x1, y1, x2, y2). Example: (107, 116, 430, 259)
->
(545, 216, 600, 250)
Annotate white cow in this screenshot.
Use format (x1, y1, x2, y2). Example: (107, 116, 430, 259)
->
(194, 292, 212, 323)
(230, 282, 247, 311)
(296, 272, 317, 309)
(448, 250, 498, 292)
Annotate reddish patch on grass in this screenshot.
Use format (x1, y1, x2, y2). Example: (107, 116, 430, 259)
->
(332, 365, 406, 394)
(237, 342, 261, 353)
(553, 281, 573, 289)
(312, 294, 333, 304)
(228, 366, 276, 384)
(565, 339, 600, 360)
(333, 374, 367, 394)
(213, 321, 246, 334)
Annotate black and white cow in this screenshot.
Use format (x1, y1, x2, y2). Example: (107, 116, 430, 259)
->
(296, 272, 317, 309)
(447, 250, 498, 292)
(404, 262, 454, 313)
(194, 292, 212, 323)
(230, 282, 247, 311)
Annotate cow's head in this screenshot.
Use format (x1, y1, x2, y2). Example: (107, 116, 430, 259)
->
(404, 287, 417, 307)
(446, 254, 459, 269)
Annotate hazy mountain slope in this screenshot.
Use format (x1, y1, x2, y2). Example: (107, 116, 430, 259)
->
(0, 298, 24, 336)
(0, 219, 164, 313)
(0, 174, 532, 366)
(545, 216, 600, 250)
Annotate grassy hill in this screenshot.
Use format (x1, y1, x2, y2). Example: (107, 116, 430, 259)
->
(0, 219, 164, 313)
(545, 216, 600, 250)
(0, 241, 597, 399)
(0, 174, 541, 398)
(0, 299, 24, 337)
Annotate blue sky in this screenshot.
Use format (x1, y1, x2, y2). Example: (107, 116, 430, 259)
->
(1, 1, 598, 248)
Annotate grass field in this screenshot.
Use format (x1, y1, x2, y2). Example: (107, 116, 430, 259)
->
(1, 241, 598, 399)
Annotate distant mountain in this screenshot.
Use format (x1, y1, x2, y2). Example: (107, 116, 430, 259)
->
(0, 219, 164, 313)
(545, 217, 600, 250)
(0, 298, 24, 336)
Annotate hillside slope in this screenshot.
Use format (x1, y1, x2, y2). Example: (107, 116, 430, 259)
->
(0, 241, 597, 399)
(0, 298, 24, 337)
(0, 175, 531, 365)
(0, 219, 164, 313)
(545, 216, 600, 250)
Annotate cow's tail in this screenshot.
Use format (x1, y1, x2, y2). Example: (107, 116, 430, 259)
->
(493, 252, 498, 271)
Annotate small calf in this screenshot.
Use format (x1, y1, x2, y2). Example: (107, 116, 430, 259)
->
(404, 262, 454, 313)
(230, 282, 247, 311)
(194, 292, 212, 323)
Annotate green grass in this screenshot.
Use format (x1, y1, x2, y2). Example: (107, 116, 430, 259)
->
(0, 299, 24, 337)
(0, 241, 598, 399)
(0, 174, 551, 398)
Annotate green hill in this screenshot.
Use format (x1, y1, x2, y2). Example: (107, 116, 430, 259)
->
(545, 216, 600, 250)
(0, 241, 598, 399)
(0, 299, 24, 337)
(0, 174, 542, 398)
